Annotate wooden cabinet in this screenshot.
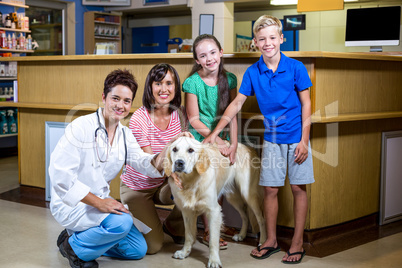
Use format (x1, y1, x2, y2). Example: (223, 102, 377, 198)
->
(84, 11, 121, 54)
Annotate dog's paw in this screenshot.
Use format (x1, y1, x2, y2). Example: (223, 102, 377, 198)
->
(172, 250, 189, 260)
(232, 234, 244, 242)
(207, 259, 222, 268)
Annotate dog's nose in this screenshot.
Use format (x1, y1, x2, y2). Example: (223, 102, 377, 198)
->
(174, 159, 185, 172)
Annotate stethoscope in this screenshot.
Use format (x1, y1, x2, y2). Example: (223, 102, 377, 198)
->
(95, 110, 127, 174)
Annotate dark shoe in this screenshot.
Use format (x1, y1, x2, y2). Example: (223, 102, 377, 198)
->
(250, 245, 281, 260)
(59, 236, 99, 268)
(282, 249, 306, 264)
(57, 229, 69, 247)
(163, 223, 185, 245)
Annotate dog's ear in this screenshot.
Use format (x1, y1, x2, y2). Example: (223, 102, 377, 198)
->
(163, 148, 172, 177)
(195, 149, 210, 174)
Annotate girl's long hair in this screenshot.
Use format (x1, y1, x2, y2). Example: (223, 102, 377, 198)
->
(189, 34, 230, 117)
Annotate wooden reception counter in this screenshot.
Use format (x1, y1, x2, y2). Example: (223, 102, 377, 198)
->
(1, 51, 401, 231)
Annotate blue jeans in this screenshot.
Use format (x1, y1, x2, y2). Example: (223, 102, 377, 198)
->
(68, 213, 147, 261)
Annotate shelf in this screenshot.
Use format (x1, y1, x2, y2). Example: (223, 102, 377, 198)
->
(0, 2, 29, 9)
(0, 76, 17, 80)
(0, 48, 34, 53)
(240, 111, 402, 123)
(94, 35, 120, 40)
(0, 27, 31, 33)
(311, 111, 402, 123)
(0, 101, 139, 113)
(30, 23, 62, 29)
(34, 49, 62, 53)
(0, 133, 17, 138)
(94, 21, 120, 26)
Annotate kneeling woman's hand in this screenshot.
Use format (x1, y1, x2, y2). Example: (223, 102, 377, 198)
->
(82, 193, 129, 215)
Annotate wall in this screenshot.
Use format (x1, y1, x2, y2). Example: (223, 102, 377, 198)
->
(124, 1, 402, 53)
(67, 0, 104, 55)
(234, 2, 402, 53)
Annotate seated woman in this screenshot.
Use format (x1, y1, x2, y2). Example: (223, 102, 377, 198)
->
(120, 63, 187, 254)
(49, 69, 189, 268)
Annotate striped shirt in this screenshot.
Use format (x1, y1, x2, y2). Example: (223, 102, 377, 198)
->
(121, 106, 185, 190)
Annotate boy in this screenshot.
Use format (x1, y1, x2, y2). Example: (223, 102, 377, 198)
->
(204, 15, 314, 264)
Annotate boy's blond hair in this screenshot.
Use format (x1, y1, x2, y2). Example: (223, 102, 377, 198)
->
(253, 15, 283, 36)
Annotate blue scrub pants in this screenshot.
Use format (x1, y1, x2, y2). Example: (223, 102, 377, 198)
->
(68, 213, 147, 261)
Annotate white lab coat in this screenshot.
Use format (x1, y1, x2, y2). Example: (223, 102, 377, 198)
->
(49, 108, 163, 232)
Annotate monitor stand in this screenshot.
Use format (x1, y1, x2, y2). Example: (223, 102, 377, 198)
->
(370, 46, 383, 52)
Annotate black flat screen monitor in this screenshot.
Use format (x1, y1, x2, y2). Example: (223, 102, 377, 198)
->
(283, 15, 306, 31)
(345, 6, 401, 51)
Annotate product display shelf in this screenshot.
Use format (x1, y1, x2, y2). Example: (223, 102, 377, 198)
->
(84, 11, 121, 54)
(0, 133, 17, 138)
(94, 35, 120, 40)
(0, 76, 17, 80)
(0, 101, 139, 114)
(30, 23, 61, 29)
(240, 111, 402, 123)
(0, 2, 32, 53)
(0, 48, 34, 53)
(0, 2, 29, 9)
(0, 27, 30, 33)
(95, 20, 120, 26)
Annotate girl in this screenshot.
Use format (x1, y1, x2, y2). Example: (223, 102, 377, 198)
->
(120, 63, 187, 255)
(183, 34, 238, 249)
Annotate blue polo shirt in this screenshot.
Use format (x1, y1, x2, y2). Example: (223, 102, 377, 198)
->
(239, 53, 312, 144)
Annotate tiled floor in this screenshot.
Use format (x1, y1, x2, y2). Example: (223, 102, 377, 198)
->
(1, 155, 402, 267)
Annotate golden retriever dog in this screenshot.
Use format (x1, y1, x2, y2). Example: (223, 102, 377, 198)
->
(164, 136, 266, 268)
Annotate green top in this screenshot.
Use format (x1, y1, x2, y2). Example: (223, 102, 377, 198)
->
(182, 71, 237, 142)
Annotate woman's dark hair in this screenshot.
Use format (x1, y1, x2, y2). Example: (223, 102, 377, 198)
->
(190, 34, 230, 116)
(143, 63, 181, 113)
(103, 69, 138, 100)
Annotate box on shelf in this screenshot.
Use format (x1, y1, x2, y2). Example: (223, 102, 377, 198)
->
(180, 45, 192, 52)
(0, 61, 17, 76)
(168, 44, 179, 53)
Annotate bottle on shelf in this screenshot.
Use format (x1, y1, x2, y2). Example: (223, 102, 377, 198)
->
(0, 110, 8, 135)
(27, 34, 32, 50)
(7, 33, 11, 49)
(11, 33, 16, 49)
(24, 16, 29, 31)
(8, 87, 13, 101)
(0, 32, 4, 48)
(5, 14, 12, 28)
(0, 12, 3, 28)
(17, 14, 22, 30)
(7, 109, 17, 133)
(20, 14, 25, 30)
(19, 33, 25, 50)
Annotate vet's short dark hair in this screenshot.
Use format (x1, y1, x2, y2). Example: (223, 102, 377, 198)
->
(103, 69, 138, 100)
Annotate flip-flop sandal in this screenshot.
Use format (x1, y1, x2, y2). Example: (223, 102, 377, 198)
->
(250, 245, 281, 260)
(202, 231, 228, 250)
(282, 249, 306, 264)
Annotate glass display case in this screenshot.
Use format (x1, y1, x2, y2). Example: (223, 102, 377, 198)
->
(26, 6, 62, 56)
